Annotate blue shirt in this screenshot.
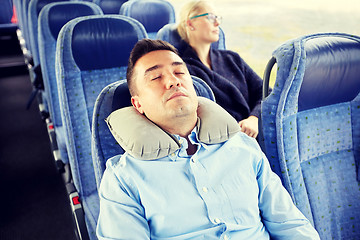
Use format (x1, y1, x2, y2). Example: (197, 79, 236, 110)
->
(97, 128, 320, 240)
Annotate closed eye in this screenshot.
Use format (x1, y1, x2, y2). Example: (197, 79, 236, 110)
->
(151, 75, 161, 81)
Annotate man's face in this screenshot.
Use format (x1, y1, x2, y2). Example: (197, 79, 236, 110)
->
(131, 50, 198, 128)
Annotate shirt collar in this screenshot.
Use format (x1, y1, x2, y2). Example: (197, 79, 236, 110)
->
(171, 123, 210, 161)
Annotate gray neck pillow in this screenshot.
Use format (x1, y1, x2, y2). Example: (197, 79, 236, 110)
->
(105, 97, 240, 160)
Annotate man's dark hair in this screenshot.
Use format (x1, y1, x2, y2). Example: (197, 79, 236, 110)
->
(127, 39, 179, 96)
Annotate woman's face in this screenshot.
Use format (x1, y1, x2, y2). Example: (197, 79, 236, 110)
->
(188, 3, 221, 45)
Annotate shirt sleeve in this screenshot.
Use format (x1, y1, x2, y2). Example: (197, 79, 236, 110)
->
(96, 162, 150, 240)
(256, 152, 320, 240)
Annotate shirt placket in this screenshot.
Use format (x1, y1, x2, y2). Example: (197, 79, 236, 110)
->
(189, 144, 230, 239)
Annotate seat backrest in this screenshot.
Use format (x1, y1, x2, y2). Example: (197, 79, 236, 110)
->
(156, 23, 226, 53)
(13, 0, 23, 28)
(55, 15, 147, 238)
(92, 76, 215, 188)
(38, 1, 103, 128)
(120, 0, 175, 39)
(92, 0, 127, 14)
(261, 33, 360, 240)
(20, 0, 33, 51)
(28, 0, 68, 67)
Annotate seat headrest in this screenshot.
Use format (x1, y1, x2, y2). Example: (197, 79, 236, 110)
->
(36, 0, 66, 16)
(47, 3, 102, 39)
(105, 97, 240, 160)
(157, 23, 188, 53)
(71, 16, 145, 70)
(299, 36, 360, 111)
(111, 82, 132, 111)
(124, 0, 174, 33)
(98, 0, 127, 14)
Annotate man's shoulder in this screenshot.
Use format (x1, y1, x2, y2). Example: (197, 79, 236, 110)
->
(225, 132, 263, 154)
(207, 132, 264, 171)
(105, 154, 123, 168)
(104, 153, 134, 176)
(102, 153, 141, 187)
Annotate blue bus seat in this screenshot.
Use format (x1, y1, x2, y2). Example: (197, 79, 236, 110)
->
(0, 0, 18, 35)
(11, 0, 33, 69)
(38, 1, 103, 168)
(157, 23, 226, 54)
(91, 76, 215, 188)
(28, 0, 68, 67)
(261, 32, 360, 240)
(27, 0, 70, 119)
(23, 0, 38, 57)
(56, 15, 147, 239)
(18, 0, 33, 55)
(120, 0, 175, 39)
(92, 0, 127, 14)
(13, 0, 23, 30)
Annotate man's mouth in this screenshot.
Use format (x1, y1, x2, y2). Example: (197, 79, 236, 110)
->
(167, 91, 187, 101)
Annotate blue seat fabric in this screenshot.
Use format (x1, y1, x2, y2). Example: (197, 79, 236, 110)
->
(299, 37, 360, 111)
(120, 0, 175, 39)
(261, 33, 360, 240)
(93, 0, 127, 14)
(28, 0, 67, 115)
(13, 0, 23, 29)
(19, 0, 33, 51)
(56, 15, 147, 239)
(29, 0, 67, 67)
(38, 2, 103, 164)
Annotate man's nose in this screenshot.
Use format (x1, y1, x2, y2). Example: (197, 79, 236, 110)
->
(165, 74, 181, 89)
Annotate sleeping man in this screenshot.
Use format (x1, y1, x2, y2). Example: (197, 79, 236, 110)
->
(96, 39, 320, 240)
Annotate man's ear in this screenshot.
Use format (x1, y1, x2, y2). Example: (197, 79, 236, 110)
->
(131, 96, 144, 114)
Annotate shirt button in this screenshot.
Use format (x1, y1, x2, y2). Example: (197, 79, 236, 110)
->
(191, 158, 196, 163)
(170, 153, 176, 157)
(202, 187, 208, 193)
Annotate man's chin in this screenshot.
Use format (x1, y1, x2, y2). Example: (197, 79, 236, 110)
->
(174, 103, 198, 118)
(166, 94, 198, 117)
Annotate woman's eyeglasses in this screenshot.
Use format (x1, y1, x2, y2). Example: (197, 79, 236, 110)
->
(190, 13, 222, 24)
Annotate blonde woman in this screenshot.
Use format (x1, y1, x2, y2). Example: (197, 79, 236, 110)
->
(177, 0, 263, 138)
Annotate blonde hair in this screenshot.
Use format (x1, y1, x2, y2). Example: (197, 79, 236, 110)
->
(177, 0, 210, 43)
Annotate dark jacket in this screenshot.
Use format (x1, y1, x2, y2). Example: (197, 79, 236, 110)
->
(181, 45, 263, 122)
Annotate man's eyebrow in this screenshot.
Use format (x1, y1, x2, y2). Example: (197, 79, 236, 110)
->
(172, 61, 185, 66)
(144, 61, 185, 76)
(144, 64, 162, 75)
